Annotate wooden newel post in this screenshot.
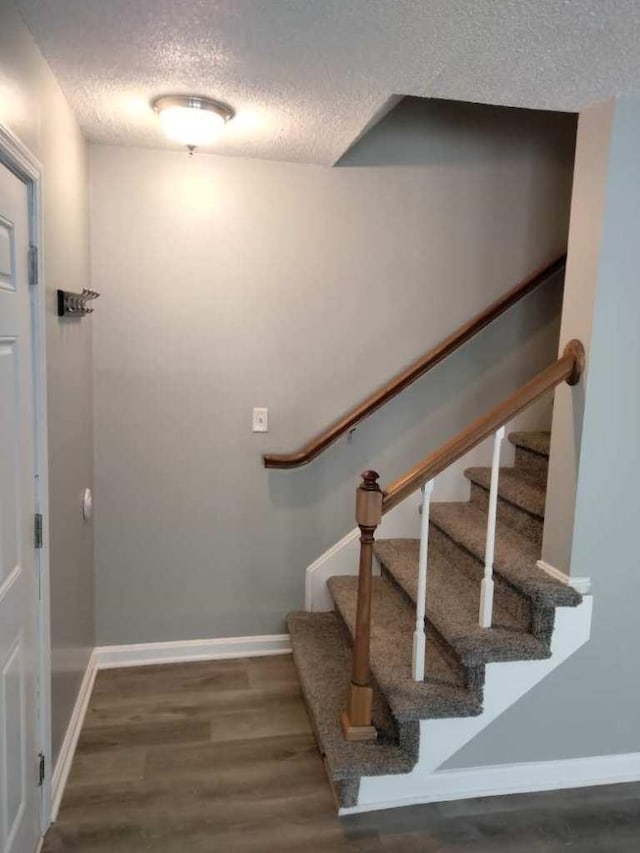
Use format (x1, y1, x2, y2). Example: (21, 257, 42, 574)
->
(341, 470, 383, 742)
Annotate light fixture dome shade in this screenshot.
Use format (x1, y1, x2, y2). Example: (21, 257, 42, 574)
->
(152, 95, 234, 149)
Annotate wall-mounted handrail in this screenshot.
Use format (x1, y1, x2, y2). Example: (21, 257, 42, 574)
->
(381, 339, 584, 514)
(263, 255, 567, 469)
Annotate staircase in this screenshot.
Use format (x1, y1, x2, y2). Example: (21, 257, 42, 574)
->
(288, 431, 585, 810)
(263, 261, 589, 812)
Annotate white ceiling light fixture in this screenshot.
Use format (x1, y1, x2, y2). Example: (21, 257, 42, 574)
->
(151, 94, 234, 155)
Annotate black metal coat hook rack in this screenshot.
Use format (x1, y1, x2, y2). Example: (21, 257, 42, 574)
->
(57, 288, 100, 318)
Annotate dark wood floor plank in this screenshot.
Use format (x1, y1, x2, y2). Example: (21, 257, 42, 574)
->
(75, 717, 212, 753)
(45, 656, 640, 853)
(64, 746, 147, 790)
(85, 681, 303, 722)
(53, 785, 350, 850)
(208, 697, 311, 743)
(245, 653, 299, 687)
(92, 658, 250, 697)
(46, 815, 380, 853)
(60, 737, 326, 809)
(145, 729, 319, 775)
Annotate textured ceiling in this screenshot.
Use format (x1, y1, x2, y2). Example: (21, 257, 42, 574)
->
(15, 0, 640, 164)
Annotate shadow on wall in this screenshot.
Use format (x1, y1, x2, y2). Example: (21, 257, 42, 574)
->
(267, 275, 564, 513)
(337, 96, 577, 170)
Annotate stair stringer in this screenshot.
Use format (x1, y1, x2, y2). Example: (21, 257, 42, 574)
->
(342, 596, 593, 814)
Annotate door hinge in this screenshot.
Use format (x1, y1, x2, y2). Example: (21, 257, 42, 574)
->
(34, 513, 43, 549)
(38, 752, 45, 787)
(28, 245, 38, 286)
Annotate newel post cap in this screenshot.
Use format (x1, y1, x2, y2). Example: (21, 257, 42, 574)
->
(356, 470, 383, 527)
(360, 470, 381, 492)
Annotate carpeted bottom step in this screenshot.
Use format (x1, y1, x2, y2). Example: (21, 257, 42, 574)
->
(374, 538, 550, 667)
(287, 611, 417, 808)
(327, 575, 482, 721)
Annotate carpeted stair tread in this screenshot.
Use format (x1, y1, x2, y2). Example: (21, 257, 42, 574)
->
(374, 539, 549, 666)
(508, 431, 551, 457)
(464, 465, 547, 519)
(327, 575, 482, 722)
(286, 430, 575, 809)
(429, 502, 582, 608)
(287, 611, 416, 788)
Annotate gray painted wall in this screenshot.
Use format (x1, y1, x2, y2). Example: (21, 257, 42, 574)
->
(0, 2, 94, 762)
(90, 98, 576, 645)
(448, 96, 640, 768)
(542, 103, 613, 575)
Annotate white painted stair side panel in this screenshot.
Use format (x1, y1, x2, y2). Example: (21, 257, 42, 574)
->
(418, 597, 593, 772)
(351, 596, 593, 811)
(305, 490, 422, 611)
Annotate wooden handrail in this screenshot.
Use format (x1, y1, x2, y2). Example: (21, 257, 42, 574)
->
(381, 339, 585, 514)
(263, 255, 567, 469)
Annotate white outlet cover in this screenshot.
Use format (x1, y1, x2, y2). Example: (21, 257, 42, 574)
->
(252, 407, 268, 433)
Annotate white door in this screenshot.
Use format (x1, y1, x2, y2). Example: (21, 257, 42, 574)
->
(0, 162, 40, 852)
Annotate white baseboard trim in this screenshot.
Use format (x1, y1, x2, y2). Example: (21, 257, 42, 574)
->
(50, 651, 98, 821)
(94, 633, 291, 670)
(340, 751, 640, 815)
(537, 559, 591, 595)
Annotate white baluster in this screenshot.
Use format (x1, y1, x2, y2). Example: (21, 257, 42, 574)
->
(413, 478, 434, 681)
(479, 426, 505, 628)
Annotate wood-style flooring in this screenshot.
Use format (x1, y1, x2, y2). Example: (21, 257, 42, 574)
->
(43, 654, 640, 852)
